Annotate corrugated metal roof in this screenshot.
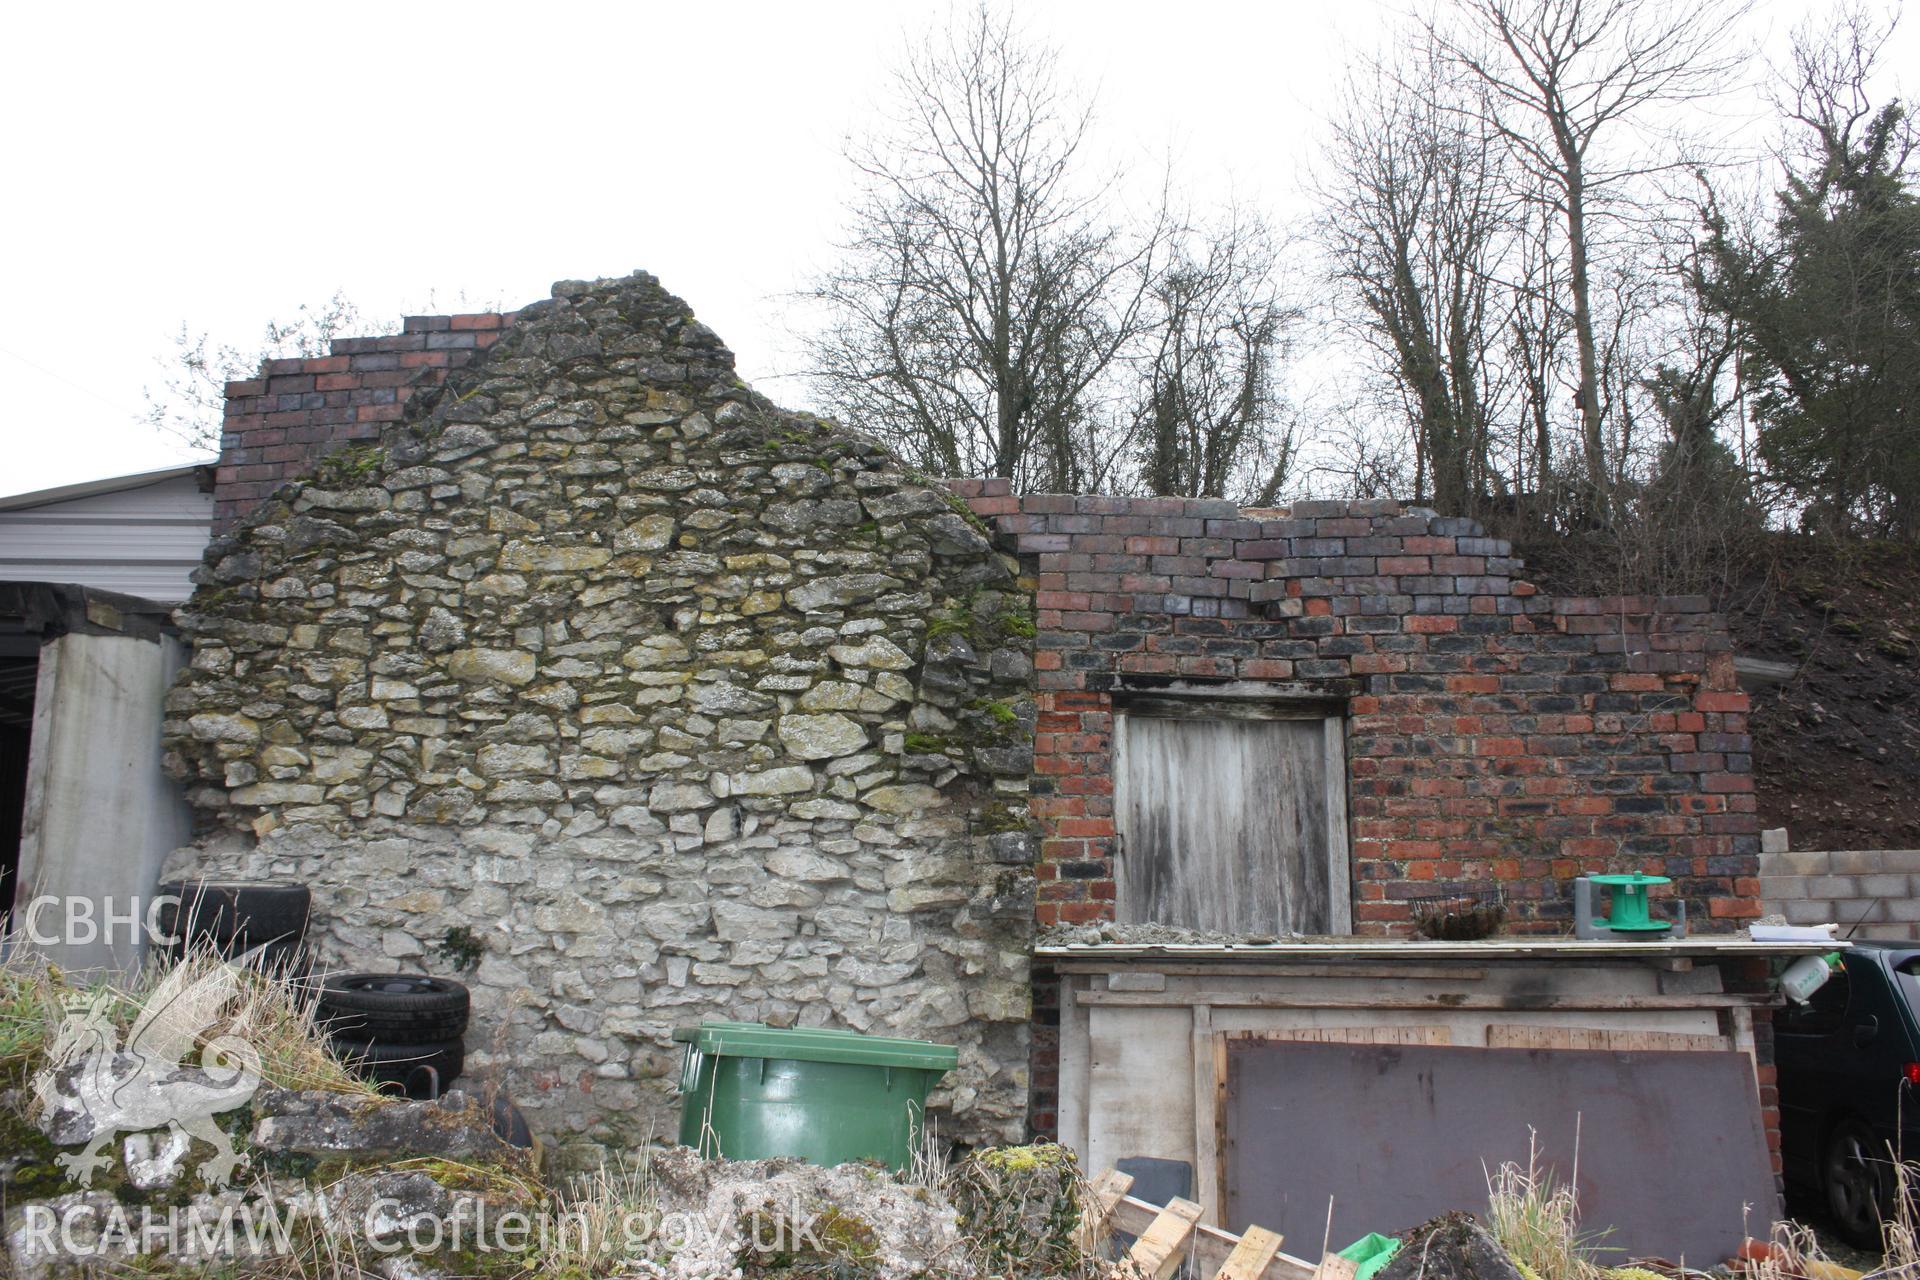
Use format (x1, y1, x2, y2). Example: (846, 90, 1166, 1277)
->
(0, 467, 214, 603)
(0, 463, 212, 511)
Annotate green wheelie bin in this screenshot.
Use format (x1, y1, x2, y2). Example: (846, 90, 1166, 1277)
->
(673, 1020, 958, 1170)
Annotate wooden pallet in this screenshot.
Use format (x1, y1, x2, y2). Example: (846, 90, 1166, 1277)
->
(1081, 1168, 1355, 1280)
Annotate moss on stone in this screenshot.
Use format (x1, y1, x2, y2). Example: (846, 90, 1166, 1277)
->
(976, 1144, 1075, 1174)
(738, 1202, 882, 1277)
(995, 612, 1037, 639)
(979, 699, 1019, 726)
(976, 799, 1031, 834)
(313, 443, 386, 484)
(925, 613, 971, 640)
(946, 1143, 1086, 1279)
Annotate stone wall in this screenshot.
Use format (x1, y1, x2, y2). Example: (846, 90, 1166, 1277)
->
(163, 274, 1037, 1162)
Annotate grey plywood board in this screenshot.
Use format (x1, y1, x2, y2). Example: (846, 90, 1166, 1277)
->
(1117, 714, 1329, 934)
(1222, 1040, 1776, 1264)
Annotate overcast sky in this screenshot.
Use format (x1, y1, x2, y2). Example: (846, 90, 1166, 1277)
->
(0, 0, 1901, 500)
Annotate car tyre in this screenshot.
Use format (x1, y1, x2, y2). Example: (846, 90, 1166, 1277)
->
(1824, 1116, 1893, 1249)
(317, 973, 471, 1042)
(490, 1094, 534, 1149)
(158, 882, 311, 950)
(332, 1037, 464, 1100)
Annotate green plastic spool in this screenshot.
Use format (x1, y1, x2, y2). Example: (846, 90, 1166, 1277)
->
(1587, 872, 1672, 932)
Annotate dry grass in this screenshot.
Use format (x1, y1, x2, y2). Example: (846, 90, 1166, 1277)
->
(906, 1110, 952, 1190)
(0, 937, 376, 1097)
(1739, 1216, 1837, 1280)
(1876, 1157, 1920, 1279)
(535, 1152, 661, 1277)
(1485, 1134, 1608, 1280)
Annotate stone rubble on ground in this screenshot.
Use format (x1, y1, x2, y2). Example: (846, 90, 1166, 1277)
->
(643, 1144, 972, 1280)
(1036, 921, 1296, 947)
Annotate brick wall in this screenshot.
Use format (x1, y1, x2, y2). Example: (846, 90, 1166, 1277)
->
(951, 481, 1761, 936)
(212, 312, 514, 532)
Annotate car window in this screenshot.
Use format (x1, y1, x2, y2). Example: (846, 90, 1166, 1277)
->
(1892, 957, 1920, 1015)
(1780, 961, 1851, 1034)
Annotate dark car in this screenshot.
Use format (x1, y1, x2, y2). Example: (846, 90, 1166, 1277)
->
(1775, 941, 1920, 1246)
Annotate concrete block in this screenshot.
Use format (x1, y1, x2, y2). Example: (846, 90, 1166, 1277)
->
(1857, 923, 1919, 942)
(1783, 899, 1837, 925)
(1833, 849, 1920, 873)
(1765, 851, 1829, 877)
(1829, 849, 1893, 874)
(1808, 874, 1860, 900)
(1762, 827, 1791, 855)
(1856, 873, 1913, 899)
(1883, 898, 1920, 923)
(1759, 876, 1808, 902)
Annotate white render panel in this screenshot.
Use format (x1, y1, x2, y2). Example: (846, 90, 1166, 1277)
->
(12, 631, 193, 973)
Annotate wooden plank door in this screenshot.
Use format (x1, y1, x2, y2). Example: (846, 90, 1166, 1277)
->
(1114, 710, 1345, 935)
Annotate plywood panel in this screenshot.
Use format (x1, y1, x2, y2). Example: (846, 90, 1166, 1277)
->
(1088, 1005, 1196, 1172)
(1117, 714, 1329, 934)
(1221, 1040, 1777, 1262)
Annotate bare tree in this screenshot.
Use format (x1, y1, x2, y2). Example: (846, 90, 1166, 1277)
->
(142, 292, 381, 451)
(1504, 210, 1573, 507)
(1427, 0, 1752, 502)
(1315, 40, 1520, 518)
(804, 7, 1163, 492)
(1135, 209, 1299, 503)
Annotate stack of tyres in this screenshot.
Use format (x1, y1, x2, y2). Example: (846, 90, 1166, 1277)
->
(316, 974, 470, 1100)
(157, 882, 311, 978)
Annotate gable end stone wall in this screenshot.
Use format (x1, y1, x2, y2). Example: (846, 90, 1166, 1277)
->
(164, 274, 1037, 1163)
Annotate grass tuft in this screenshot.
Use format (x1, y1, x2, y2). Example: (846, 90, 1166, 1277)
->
(1485, 1132, 1607, 1280)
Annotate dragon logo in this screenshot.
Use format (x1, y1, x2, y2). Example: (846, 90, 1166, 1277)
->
(32, 961, 264, 1190)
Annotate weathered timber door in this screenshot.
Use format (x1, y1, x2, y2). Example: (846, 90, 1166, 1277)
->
(1113, 703, 1350, 935)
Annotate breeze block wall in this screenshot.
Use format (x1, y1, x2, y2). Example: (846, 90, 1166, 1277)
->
(949, 485, 1761, 936)
(164, 274, 1037, 1163)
